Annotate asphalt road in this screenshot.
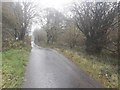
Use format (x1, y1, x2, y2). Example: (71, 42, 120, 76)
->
(22, 46, 103, 88)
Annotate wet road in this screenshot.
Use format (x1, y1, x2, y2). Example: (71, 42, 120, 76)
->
(22, 46, 103, 88)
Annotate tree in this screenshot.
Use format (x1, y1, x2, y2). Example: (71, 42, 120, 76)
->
(42, 8, 65, 44)
(0, 2, 2, 51)
(2, 2, 37, 41)
(18, 1, 37, 40)
(33, 28, 47, 45)
(118, 1, 120, 58)
(63, 18, 82, 48)
(2, 2, 37, 50)
(72, 2, 117, 54)
(2, 2, 22, 49)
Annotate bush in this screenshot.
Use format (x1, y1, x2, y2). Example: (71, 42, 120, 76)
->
(2, 39, 26, 51)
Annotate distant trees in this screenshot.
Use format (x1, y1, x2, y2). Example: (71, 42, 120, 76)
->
(72, 2, 117, 54)
(33, 28, 47, 45)
(42, 8, 65, 44)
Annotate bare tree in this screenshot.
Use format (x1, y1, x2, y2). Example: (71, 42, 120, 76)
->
(72, 2, 117, 54)
(18, 1, 37, 40)
(42, 8, 65, 44)
(2, 2, 21, 44)
(2, 2, 37, 41)
(64, 18, 82, 48)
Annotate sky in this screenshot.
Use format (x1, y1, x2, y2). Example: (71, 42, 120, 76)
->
(37, 0, 74, 11)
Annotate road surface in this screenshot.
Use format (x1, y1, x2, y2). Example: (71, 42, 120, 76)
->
(22, 46, 103, 88)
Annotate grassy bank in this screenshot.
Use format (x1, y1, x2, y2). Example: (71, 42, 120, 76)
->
(2, 48, 30, 88)
(0, 52, 2, 89)
(54, 47, 118, 88)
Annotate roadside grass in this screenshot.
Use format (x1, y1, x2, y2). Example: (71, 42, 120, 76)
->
(2, 48, 30, 88)
(54, 47, 118, 88)
(0, 52, 2, 89)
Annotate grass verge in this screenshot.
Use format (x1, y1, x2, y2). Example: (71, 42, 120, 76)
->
(2, 48, 30, 88)
(54, 47, 118, 88)
(0, 52, 2, 89)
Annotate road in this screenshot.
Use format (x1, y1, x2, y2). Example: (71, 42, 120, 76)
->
(22, 46, 103, 88)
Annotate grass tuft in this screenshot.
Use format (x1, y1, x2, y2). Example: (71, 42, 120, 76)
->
(2, 48, 30, 88)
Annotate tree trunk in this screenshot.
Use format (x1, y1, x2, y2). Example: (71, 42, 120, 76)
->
(46, 32, 50, 44)
(18, 27, 26, 41)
